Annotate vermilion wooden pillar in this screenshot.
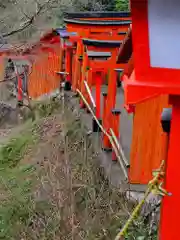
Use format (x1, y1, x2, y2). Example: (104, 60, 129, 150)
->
(86, 68, 93, 105)
(102, 92, 108, 125)
(95, 71, 102, 120)
(17, 73, 23, 105)
(65, 48, 71, 81)
(159, 96, 180, 240)
(93, 71, 104, 132)
(73, 40, 82, 92)
(111, 109, 121, 161)
(80, 48, 88, 108)
(71, 48, 76, 89)
(103, 65, 117, 149)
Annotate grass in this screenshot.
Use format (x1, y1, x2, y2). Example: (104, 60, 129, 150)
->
(0, 99, 158, 240)
(0, 144, 35, 239)
(34, 96, 61, 118)
(0, 165, 35, 239)
(0, 135, 34, 169)
(0, 98, 60, 240)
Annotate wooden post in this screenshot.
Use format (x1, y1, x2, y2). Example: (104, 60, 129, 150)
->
(95, 71, 102, 120)
(103, 67, 117, 149)
(159, 96, 180, 240)
(72, 40, 82, 92)
(111, 109, 121, 161)
(80, 49, 88, 108)
(17, 73, 23, 106)
(86, 68, 93, 106)
(92, 71, 102, 132)
(102, 91, 108, 127)
(64, 48, 72, 91)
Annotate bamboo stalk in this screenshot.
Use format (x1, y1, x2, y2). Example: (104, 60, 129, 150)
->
(110, 128, 130, 168)
(77, 88, 128, 179)
(84, 80, 96, 109)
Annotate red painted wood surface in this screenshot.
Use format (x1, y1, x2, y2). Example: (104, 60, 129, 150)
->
(159, 96, 180, 240)
(129, 95, 169, 184)
(17, 73, 23, 101)
(95, 72, 102, 119)
(103, 66, 117, 149)
(28, 44, 60, 99)
(125, 1, 180, 104)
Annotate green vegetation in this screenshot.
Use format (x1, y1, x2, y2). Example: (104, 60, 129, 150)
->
(0, 127, 36, 239)
(0, 164, 36, 239)
(35, 97, 61, 118)
(0, 99, 60, 239)
(116, 0, 130, 11)
(0, 134, 34, 169)
(0, 99, 158, 239)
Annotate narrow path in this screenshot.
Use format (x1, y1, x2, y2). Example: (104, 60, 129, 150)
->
(64, 88, 147, 194)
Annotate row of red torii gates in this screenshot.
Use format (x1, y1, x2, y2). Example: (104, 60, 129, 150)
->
(0, 1, 179, 238)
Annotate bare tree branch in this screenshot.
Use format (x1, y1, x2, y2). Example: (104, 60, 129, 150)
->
(2, 0, 52, 38)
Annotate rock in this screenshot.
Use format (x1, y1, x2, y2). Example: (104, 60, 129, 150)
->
(0, 102, 18, 127)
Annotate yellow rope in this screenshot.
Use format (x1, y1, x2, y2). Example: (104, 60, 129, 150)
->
(114, 160, 168, 240)
(115, 189, 151, 240)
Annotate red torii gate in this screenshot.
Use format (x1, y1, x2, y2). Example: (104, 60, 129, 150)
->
(64, 17, 131, 90)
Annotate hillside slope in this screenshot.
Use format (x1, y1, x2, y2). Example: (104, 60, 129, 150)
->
(0, 99, 156, 240)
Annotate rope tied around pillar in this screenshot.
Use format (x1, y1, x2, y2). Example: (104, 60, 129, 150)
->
(114, 160, 171, 240)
